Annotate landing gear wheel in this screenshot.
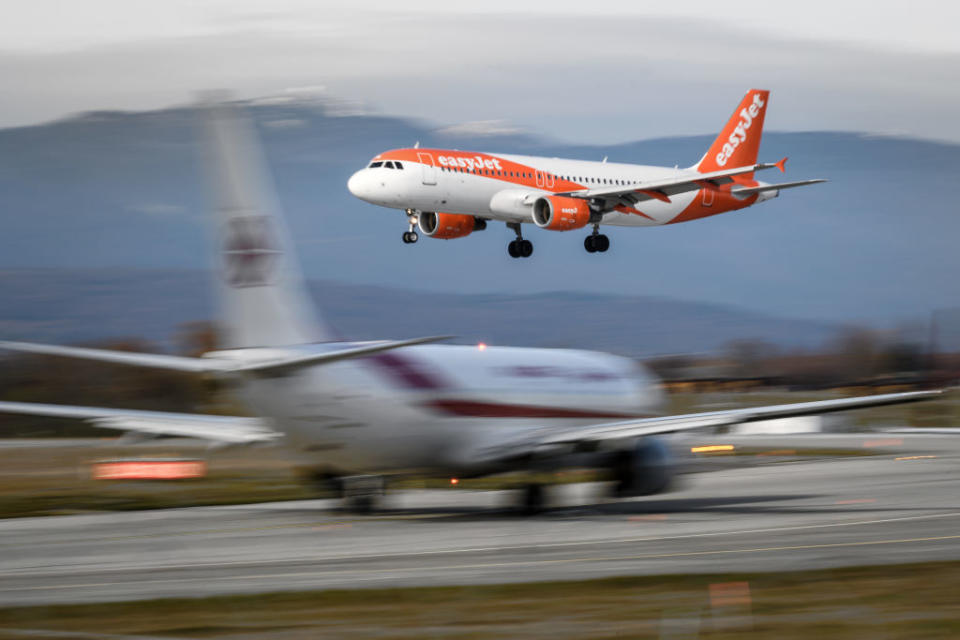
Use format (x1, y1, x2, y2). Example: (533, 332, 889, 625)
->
(508, 239, 533, 258)
(585, 234, 609, 253)
(402, 231, 419, 244)
(518, 483, 547, 516)
(345, 494, 376, 514)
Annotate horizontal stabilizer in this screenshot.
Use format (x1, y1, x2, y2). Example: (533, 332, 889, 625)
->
(731, 179, 827, 195)
(230, 335, 452, 375)
(0, 341, 212, 372)
(0, 336, 452, 375)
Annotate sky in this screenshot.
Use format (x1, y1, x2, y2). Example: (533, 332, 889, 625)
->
(2, 1, 960, 144)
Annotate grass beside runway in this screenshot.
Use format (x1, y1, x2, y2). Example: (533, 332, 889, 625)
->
(0, 561, 958, 638)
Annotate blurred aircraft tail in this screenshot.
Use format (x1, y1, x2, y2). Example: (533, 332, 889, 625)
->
(200, 96, 332, 348)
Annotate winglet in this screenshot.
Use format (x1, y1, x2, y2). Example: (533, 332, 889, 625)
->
(775, 157, 788, 173)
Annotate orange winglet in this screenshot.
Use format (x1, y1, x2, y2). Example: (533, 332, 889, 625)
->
(775, 157, 788, 173)
(638, 189, 672, 203)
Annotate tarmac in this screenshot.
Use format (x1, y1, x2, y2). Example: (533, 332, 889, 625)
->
(1, 449, 959, 606)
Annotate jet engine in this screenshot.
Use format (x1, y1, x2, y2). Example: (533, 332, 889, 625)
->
(418, 212, 486, 239)
(532, 195, 591, 231)
(609, 437, 676, 497)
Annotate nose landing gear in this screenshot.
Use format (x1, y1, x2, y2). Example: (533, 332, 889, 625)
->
(585, 226, 610, 253)
(402, 209, 419, 244)
(507, 223, 533, 259)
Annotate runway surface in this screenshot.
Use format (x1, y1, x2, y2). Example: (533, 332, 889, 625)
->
(1, 452, 959, 606)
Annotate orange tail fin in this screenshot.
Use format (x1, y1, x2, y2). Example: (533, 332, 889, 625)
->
(695, 89, 770, 174)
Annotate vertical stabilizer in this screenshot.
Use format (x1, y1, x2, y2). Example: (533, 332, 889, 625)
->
(201, 97, 331, 348)
(695, 89, 770, 175)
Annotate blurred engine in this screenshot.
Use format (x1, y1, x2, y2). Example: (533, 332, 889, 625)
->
(609, 437, 676, 497)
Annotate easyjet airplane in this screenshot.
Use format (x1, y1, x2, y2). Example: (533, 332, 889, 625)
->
(348, 89, 825, 257)
(0, 100, 934, 514)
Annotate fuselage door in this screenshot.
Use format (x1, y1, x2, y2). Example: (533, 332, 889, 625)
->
(417, 152, 437, 186)
(535, 169, 554, 190)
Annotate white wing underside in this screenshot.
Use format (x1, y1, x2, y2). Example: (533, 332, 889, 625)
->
(476, 390, 942, 462)
(0, 400, 277, 444)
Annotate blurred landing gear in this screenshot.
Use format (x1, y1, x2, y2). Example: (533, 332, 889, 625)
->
(402, 209, 419, 244)
(339, 475, 385, 514)
(585, 227, 610, 253)
(518, 483, 547, 515)
(507, 223, 533, 259)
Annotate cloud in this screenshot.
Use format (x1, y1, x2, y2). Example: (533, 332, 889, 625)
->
(1, 13, 958, 144)
(127, 203, 186, 216)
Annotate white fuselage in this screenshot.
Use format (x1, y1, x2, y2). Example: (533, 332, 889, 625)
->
(229, 343, 663, 476)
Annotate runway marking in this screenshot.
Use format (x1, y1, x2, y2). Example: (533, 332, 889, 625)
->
(3, 510, 960, 579)
(4, 533, 960, 595)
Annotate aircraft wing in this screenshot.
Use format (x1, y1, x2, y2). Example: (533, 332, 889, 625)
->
(0, 400, 278, 444)
(482, 390, 942, 460)
(731, 179, 827, 196)
(554, 158, 822, 206)
(0, 336, 450, 375)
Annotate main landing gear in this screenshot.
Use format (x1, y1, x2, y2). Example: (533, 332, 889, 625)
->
(584, 226, 610, 253)
(507, 222, 533, 259)
(402, 209, 419, 244)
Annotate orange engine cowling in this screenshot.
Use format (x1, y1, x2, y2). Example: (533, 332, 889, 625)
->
(532, 195, 591, 231)
(418, 212, 484, 239)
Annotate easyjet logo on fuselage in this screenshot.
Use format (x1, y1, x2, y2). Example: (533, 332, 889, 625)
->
(715, 93, 765, 167)
(437, 154, 503, 171)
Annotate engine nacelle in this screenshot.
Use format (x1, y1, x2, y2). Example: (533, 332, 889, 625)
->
(532, 195, 591, 231)
(418, 212, 485, 239)
(610, 437, 676, 497)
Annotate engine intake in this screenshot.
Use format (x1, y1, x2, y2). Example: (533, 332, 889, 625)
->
(532, 195, 591, 231)
(610, 437, 675, 497)
(418, 213, 485, 239)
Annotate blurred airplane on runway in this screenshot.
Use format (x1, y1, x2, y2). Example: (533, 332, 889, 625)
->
(0, 99, 936, 513)
(348, 89, 825, 257)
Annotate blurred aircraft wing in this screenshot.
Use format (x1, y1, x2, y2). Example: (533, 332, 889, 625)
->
(482, 390, 942, 460)
(0, 401, 278, 444)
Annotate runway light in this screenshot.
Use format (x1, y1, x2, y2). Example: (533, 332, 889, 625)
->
(691, 444, 735, 454)
(862, 438, 903, 448)
(477, 342, 487, 351)
(450, 477, 459, 485)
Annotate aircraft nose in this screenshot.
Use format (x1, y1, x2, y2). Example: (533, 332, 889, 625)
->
(347, 170, 368, 199)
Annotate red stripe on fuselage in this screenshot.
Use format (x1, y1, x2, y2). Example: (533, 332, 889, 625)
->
(424, 399, 646, 419)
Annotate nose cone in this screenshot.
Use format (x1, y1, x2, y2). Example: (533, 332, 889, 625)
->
(347, 169, 368, 200)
